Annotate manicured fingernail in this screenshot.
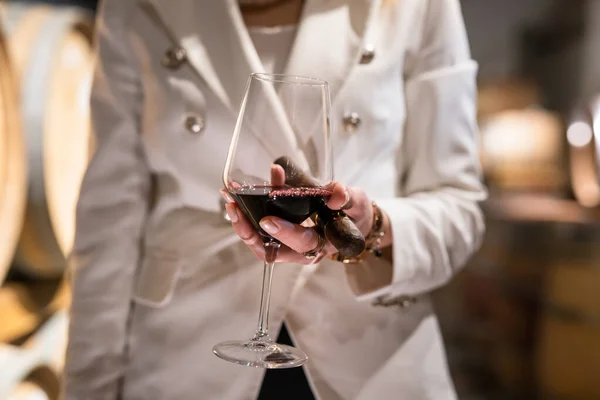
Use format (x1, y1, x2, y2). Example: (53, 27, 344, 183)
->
(220, 189, 235, 203)
(260, 218, 294, 234)
(260, 219, 279, 234)
(225, 204, 238, 223)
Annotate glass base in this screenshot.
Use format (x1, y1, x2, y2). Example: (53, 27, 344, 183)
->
(213, 337, 308, 369)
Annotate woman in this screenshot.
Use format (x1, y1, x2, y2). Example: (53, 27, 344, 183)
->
(63, 0, 485, 399)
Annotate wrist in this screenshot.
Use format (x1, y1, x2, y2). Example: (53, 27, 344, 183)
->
(379, 208, 393, 248)
(364, 202, 385, 256)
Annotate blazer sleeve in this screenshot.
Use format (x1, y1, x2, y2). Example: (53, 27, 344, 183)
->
(62, 1, 150, 398)
(345, 0, 487, 301)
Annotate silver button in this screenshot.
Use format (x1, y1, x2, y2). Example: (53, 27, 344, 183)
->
(162, 46, 187, 69)
(342, 112, 361, 133)
(360, 44, 376, 64)
(184, 114, 205, 134)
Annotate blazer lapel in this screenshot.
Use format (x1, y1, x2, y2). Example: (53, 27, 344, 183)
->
(141, 0, 381, 109)
(138, 0, 380, 169)
(141, 0, 309, 166)
(140, 0, 265, 112)
(283, 0, 381, 103)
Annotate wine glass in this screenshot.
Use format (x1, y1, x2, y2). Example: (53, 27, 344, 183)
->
(213, 73, 333, 369)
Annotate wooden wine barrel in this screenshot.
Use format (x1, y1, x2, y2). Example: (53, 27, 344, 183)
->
(0, 344, 41, 398)
(1, 363, 59, 400)
(0, 310, 67, 400)
(0, 285, 41, 344)
(0, 279, 70, 344)
(23, 309, 70, 374)
(8, 381, 50, 400)
(0, 21, 26, 285)
(1, 3, 95, 278)
(536, 235, 600, 400)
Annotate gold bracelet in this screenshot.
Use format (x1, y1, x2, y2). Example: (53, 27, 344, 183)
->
(366, 202, 385, 257)
(329, 202, 386, 264)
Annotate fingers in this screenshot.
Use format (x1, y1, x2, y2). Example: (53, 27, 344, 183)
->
(275, 246, 327, 264)
(326, 182, 348, 210)
(226, 209, 327, 264)
(228, 181, 242, 190)
(224, 202, 264, 258)
(220, 188, 234, 203)
(221, 189, 327, 264)
(270, 164, 286, 186)
(259, 217, 320, 254)
(326, 182, 364, 217)
(325, 183, 372, 235)
(222, 183, 349, 264)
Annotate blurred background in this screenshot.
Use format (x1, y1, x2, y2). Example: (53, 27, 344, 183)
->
(0, 0, 599, 399)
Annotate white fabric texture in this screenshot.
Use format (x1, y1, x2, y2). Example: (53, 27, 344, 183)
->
(63, 1, 485, 399)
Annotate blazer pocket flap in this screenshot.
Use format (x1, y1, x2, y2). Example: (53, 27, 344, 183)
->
(133, 250, 181, 308)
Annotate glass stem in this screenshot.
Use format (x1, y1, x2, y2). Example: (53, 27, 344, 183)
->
(254, 239, 280, 340)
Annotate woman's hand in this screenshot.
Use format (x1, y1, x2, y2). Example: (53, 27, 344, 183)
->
(220, 166, 375, 264)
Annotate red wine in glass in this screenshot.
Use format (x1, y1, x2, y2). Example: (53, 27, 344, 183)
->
(230, 186, 332, 239)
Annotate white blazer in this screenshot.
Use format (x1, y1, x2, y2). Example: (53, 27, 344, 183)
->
(63, 0, 486, 399)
